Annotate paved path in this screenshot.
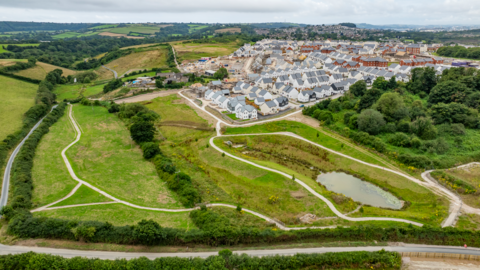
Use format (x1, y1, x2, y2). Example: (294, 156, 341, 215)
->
(0, 106, 57, 215)
(177, 91, 472, 227)
(2, 243, 480, 259)
(102, 65, 118, 79)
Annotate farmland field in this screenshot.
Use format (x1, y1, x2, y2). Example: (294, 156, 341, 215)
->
(98, 32, 144, 39)
(52, 32, 98, 39)
(14, 62, 77, 80)
(90, 24, 118, 29)
(0, 75, 38, 142)
(171, 41, 239, 61)
(215, 28, 241, 33)
(101, 25, 161, 35)
(102, 47, 168, 77)
(0, 43, 39, 53)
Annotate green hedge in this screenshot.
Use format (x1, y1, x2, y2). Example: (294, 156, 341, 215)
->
(0, 70, 41, 84)
(0, 250, 401, 270)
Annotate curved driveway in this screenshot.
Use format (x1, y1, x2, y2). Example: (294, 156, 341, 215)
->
(101, 65, 118, 79)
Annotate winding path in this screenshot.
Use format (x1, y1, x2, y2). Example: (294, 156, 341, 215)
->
(101, 65, 118, 79)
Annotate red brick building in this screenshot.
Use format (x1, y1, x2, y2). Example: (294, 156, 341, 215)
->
(301, 45, 321, 53)
(361, 57, 388, 68)
(321, 47, 336, 54)
(406, 44, 420, 54)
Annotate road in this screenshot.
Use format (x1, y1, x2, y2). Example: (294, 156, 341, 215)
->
(0, 106, 57, 214)
(1, 243, 480, 259)
(102, 65, 118, 79)
(171, 46, 181, 71)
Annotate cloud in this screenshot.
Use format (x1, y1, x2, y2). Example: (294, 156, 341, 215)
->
(0, 0, 479, 25)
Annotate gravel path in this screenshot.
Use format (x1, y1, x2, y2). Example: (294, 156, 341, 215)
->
(101, 65, 118, 79)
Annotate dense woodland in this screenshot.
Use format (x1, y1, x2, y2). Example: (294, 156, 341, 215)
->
(0, 21, 101, 32)
(437, 45, 480, 59)
(304, 67, 480, 169)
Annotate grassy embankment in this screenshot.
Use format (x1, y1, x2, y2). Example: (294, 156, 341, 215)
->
(433, 164, 480, 208)
(222, 122, 449, 226)
(0, 75, 38, 142)
(171, 41, 239, 62)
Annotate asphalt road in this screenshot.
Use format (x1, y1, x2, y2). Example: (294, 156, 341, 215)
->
(1, 244, 479, 259)
(102, 65, 118, 79)
(0, 106, 57, 214)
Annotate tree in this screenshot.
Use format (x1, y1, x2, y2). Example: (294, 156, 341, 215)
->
(327, 99, 341, 112)
(372, 77, 388, 91)
(108, 103, 120, 113)
(130, 121, 156, 143)
(428, 81, 471, 105)
(374, 92, 405, 122)
(214, 67, 228, 80)
(103, 79, 123, 93)
(387, 76, 397, 90)
(27, 57, 36, 65)
(357, 109, 386, 135)
(141, 142, 162, 159)
(411, 117, 437, 140)
(349, 80, 367, 97)
(357, 88, 382, 112)
(155, 78, 164, 88)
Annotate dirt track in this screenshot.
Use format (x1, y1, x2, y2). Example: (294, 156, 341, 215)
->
(114, 90, 181, 103)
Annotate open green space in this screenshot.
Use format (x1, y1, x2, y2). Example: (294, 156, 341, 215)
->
(33, 204, 194, 229)
(226, 113, 238, 120)
(52, 32, 99, 39)
(54, 84, 105, 101)
(90, 24, 118, 29)
(53, 185, 113, 207)
(32, 112, 78, 208)
(122, 71, 155, 81)
(188, 24, 208, 33)
(0, 75, 38, 142)
(216, 135, 448, 225)
(146, 95, 335, 225)
(102, 25, 160, 35)
(0, 43, 39, 53)
(432, 165, 480, 208)
(67, 105, 183, 209)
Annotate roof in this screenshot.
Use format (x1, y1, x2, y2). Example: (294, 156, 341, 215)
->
(221, 89, 230, 95)
(248, 93, 257, 98)
(265, 101, 277, 108)
(255, 97, 265, 103)
(212, 80, 222, 85)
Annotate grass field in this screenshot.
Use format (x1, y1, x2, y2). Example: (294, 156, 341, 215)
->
(0, 43, 39, 53)
(52, 32, 98, 39)
(53, 185, 113, 207)
(0, 75, 38, 142)
(146, 95, 335, 224)
(68, 105, 183, 209)
(188, 24, 208, 33)
(122, 71, 156, 81)
(100, 47, 168, 79)
(33, 204, 194, 229)
(171, 41, 239, 62)
(120, 43, 161, 50)
(215, 28, 241, 34)
(102, 25, 161, 35)
(0, 59, 26, 67)
(55, 83, 104, 101)
(15, 62, 77, 80)
(32, 112, 78, 207)
(90, 24, 118, 29)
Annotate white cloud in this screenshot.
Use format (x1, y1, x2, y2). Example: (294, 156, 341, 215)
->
(0, 0, 479, 25)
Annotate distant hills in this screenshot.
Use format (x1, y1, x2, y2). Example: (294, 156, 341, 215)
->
(0, 21, 101, 32)
(357, 23, 480, 30)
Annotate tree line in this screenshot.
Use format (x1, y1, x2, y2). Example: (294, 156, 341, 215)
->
(303, 67, 480, 169)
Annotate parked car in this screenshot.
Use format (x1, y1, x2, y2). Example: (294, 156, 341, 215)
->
(299, 105, 305, 108)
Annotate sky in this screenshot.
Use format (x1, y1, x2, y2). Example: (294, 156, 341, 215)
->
(1, 0, 480, 25)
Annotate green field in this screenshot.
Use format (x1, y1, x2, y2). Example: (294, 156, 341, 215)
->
(33, 203, 194, 228)
(68, 105, 183, 208)
(188, 24, 208, 33)
(122, 71, 156, 81)
(102, 26, 161, 35)
(216, 134, 448, 225)
(32, 112, 78, 207)
(0, 75, 38, 142)
(90, 24, 118, 29)
(0, 43, 39, 53)
(53, 185, 113, 207)
(54, 84, 105, 101)
(52, 32, 98, 39)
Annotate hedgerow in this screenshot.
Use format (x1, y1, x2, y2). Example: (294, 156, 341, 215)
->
(0, 250, 401, 270)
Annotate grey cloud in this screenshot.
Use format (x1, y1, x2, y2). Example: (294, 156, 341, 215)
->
(0, 0, 300, 13)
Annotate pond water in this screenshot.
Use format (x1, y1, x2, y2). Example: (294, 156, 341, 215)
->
(317, 172, 402, 209)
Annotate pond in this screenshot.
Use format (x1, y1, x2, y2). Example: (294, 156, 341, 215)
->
(317, 172, 402, 209)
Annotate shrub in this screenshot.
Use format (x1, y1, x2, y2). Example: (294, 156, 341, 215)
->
(357, 109, 386, 135)
(141, 142, 162, 159)
(130, 121, 156, 143)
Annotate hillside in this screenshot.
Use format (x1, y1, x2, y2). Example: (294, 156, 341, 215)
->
(0, 75, 38, 141)
(14, 62, 77, 80)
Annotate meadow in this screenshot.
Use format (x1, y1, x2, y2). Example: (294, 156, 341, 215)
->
(14, 62, 77, 80)
(102, 25, 161, 35)
(31, 112, 78, 207)
(67, 105, 183, 209)
(52, 32, 98, 39)
(90, 24, 118, 29)
(0, 75, 38, 142)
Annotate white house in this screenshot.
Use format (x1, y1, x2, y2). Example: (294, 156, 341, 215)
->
(205, 90, 215, 100)
(260, 101, 278, 115)
(236, 105, 258, 120)
(283, 86, 299, 100)
(298, 91, 316, 103)
(257, 90, 273, 100)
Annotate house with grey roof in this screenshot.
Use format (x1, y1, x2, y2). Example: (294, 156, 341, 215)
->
(247, 93, 257, 101)
(205, 90, 215, 100)
(274, 96, 289, 110)
(298, 91, 316, 103)
(236, 105, 258, 120)
(282, 86, 299, 100)
(254, 97, 265, 106)
(260, 100, 279, 115)
(257, 89, 273, 100)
